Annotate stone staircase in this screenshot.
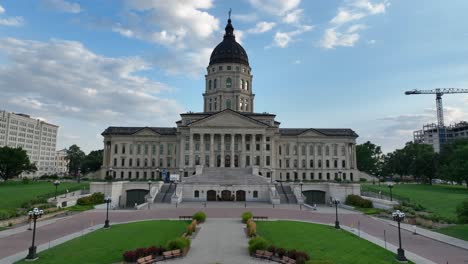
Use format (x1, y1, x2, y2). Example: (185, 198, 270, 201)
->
(154, 183, 175, 203)
(275, 183, 298, 204)
(202, 167, 252, 177)
(275, 184, 289, 204)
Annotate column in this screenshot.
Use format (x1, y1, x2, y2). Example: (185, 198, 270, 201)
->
(200, 133, 205, 166)
(261, 134, 266, 169)
(210, 134, 215, 167)
(250, 134, 255, 166)
(189, 133, 194, 167)
(179, 136, 184, 169)
(241, 134, 246, 167)
(306, 143, 310, 180)
(231, 134, 235, 167)
(220, 134, 225, 167)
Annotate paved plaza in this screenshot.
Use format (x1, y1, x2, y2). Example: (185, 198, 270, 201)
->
(0, 203, 467, 264)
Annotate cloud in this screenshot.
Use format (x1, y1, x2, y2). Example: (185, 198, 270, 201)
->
(0, 37, 184, 126)
(247, 21, 276, 34)
(111, 0, 221, 75)
(321, 0, 389, 49)
(248, 0, 301, 15)
(232, 13, 258, 23)
(273, 25, 314, 48)
(42, 0, 82, 13)
(0, 5, 24, 26)
(282, 9, 304, 24)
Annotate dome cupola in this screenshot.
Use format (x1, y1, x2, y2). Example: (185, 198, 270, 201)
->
(209, 18, 249, 66)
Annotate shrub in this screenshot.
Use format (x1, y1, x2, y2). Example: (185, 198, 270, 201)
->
(123, 250, 137, 262)
(166, 237, 191, 250)
(192, 211, 206, 223)
(248, 236, 270, 255)
(242, 211, 253, 223)
(186, 221, 197, 235)
(359, 178, 367, 182)
(77, 192, 104, 206)
(246, 219, 257, 237)
(276, 248, 286, 257)
(456, 199, 468, 224)
(345, 194, 372, 208)
(267, 245, 276, 253)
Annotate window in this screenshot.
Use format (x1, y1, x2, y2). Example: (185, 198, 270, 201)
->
(318, 159, 322, 168)
(341, 146, 346, 156)
(152, 158, 155, 167)
(167, 157, 171, 167)
(226, 78, 232, 88)
(113, 158, 117, 166)
(185, 155, 189, 166)
(195, 155, 200, 165)
(266, 156, 270, 166)
(325, 146, 330, 156)
(286, 144, 290, 155)
(136, 171, 140, 179)
(152, 145, 156, 155)
(219, 66, 223, 71)
(214, 79, 217, 88)
(137, 144, 141, 155)
(293, 145, 297, 155)
(194, 190, 200, 198)
(128, 171, 132, 179)
(301, 145, 306, 155)
(144, 171, 147, 179)
(129, 144, 133, 155)
(309, 159, 314, 168)
(253, 191, 258, 198)
(209, 80, 212, 90)
(129, 158, 133, 167)
(144, 158, 148, 167)
(159, 158, 163, 167)
(256, 143, 260, 151)
(144, 144, 148, 155)
(326, 173, 330, 180)
(255, 156, 260, 166)
(114, 144, 118, 154)
(326, 160, 330, 168)
(333, 144, 338, 156)
(309, 145, 314, 155)
(122, 144, 126, 154)
(227, 65, 231, 70)
(342, 160, 346, 168)
(246, 155, 250, 166)
(121, 158, 125, 166)
(205, 155, 210, 166)
(301, 159, 306, 168)
(279, 146, 282, 155)
(318, 145, 322, 155)
(246, 81, 249, 90)
(226, 99, 232, 109)
(318, 172, 322, 180)
(286, 159, 290, 168)
(334, 160, 338, 168)
(241, 79, 244, 89)
(137, 158, 140, 167)
(159, 144, 164, 155)
(266, 144, 270, 151)
(121, 171, 124, 179)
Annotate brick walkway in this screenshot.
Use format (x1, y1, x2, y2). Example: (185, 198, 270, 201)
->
(0, 206, 467, 264)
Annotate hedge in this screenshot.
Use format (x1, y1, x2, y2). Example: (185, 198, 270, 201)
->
(345, 195, 372, 208)
(76, 192, 104, 206)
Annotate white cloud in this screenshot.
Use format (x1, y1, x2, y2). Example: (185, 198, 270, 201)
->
(0, 5, 5, 14)
(282, 9, 303, 24)
(42, 0, 82, 13)
(248, 0, 301, 15)
(0, 37, 184, 125)
(321, 0, 389, 49)
(320, 28, 359, 49)
(0, 17, 24, 26)
(112, 0, 221, 75)
(293, 59, 301, 64)
(247, 21, 276, 34)
(273, 25, 313, 48)
(367, 39, 376, 45)
(232, 13, 258, 23)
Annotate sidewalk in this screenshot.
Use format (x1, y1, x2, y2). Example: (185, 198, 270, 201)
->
(378, 217, 468, 250)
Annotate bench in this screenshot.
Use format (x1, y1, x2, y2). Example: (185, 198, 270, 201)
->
(162, 249, 182, 259)
(136, 255, 156, 264)
(253, 216, 268, 221)
(179, 215, 192, 220)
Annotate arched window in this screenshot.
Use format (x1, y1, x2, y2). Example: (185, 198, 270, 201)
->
(214, 79, 217, 88)
(246, 80, 249, 90)
(325, 146, 330, 156)
(194, 190, 199, 198)
(209, 80, 212, 90)
(226, 99, 232, 109)
(136, 158, 140, 167)
(241, 79, 244, 89)
(144, 158, 148, 167)
(152, 158, 155, 167)
(226, 78, 232, 88)
(253, 190, 258, 198)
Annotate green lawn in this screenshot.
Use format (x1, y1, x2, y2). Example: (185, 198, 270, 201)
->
(16, 220, 187, 264)
(0, 181, 89, 219)
(436, 225, 468, 241)
(362, 184, 468, 220)
(257, 221, 413, 264)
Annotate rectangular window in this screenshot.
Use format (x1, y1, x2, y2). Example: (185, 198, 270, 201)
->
(309, 145, 314, 156)
(129, 158, 133, 167)
(246, 143, 250, 151)
(266, 156, 270, 166)
(130, 144, 134, 155)
(266, 144, 270, 151)
(205, 142, 210, 151)
(166, 157, 171, 167)
(168, 143, 172, 155)
(159, 158, 163, 167)
(246, 155, 250, 166)
(310, 159, 314, 168)
(136, 171, 140, 179)
(128, 171, 132, 179)
(256, 144, 260, 151)
(195, 142, 200, 151)
(205, 155, 210, 166)
(152, 144, 156, 155)
(286, 159, 290, 168)
(114, 145, 118, 154)
(185, 143, 189, 151)
(159, 144, 164, 155)
(121, 158, 125, 167)
(144, 144, 148, 155)
(301, 145, 306, 155)
(136, 144, 141, 155)
(185, 155, 189, 166)
(122, 144, 126, 154)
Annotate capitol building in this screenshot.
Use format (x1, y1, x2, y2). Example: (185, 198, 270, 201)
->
(99, 18, 360, 206)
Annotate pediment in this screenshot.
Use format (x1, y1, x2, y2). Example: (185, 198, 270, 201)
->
(189, 111, 268, 128)
(132, 128, 159, 136)
(299, 129, 327, 137)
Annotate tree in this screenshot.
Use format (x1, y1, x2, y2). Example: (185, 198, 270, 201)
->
(356, 141, 383, 176)
(66, 144, 85, 182)
(0, 146, 37, 181)
(80, 149, 103, 174)
(438, 141, 468, 187)
(409, 144, 438, 184)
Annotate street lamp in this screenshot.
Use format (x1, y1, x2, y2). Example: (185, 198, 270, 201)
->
(53, 180, 60, 200)
(25, 208, 44, 261)
(392, 210, 407, 262)
(179, 168, 184, 177)
(387, 184, 394, 201)
(104, 196, 112, 228)
(332, 198, 340, 229)
(147, 180, 152, 209)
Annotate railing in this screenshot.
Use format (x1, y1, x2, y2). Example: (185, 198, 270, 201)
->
(279, 182, 289, 203)
(161, 182, 173, 202)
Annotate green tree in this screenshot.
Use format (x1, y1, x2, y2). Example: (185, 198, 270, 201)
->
(438, 141, 468, 187)
(66, 144, 85, 182)
(80, 149, 103, 174)
(409, 144, 438, 184)
(0, 146, 37, 181)
(356, 141, 383, 176)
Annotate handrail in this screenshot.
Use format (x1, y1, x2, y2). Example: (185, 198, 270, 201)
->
(161, 182, 173, 203)
(279, 181, 289, 203)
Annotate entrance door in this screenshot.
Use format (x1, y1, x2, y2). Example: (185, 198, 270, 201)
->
(217, 155, 221, 167)
(207, 190, 217, 201)
(221, 190, 232, 201)
(303, 190, 326, 205)
(225, 155, 231, 167)
(126, 189, 149, 208)
(236, 190, 246, 201)
(234, 155, 239, 167)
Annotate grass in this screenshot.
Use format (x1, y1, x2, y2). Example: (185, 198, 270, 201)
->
(257, 221, 413, 264)
(362, 184, 468, 220)
(67, 204, 95, 212)
(15, 220, 187, 264)
(0, 181, 89, 217)
(355, 207, 385, 215)
(436, 225, 468, 241)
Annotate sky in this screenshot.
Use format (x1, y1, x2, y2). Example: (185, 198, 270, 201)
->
(0, 0, 467, 154)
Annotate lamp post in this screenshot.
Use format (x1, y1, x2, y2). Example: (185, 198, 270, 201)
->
(53, 180, 60, 200)
(179, 168, 184, 178)
(26, 208, 44, 261)
(392, 210, 407, 262)
(299, 181, 304, 208)
(388, 184, 394, 201)
(147, 180, 152, 209)
(104, 196, 112, 228)
(333, 198, 340, 229)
